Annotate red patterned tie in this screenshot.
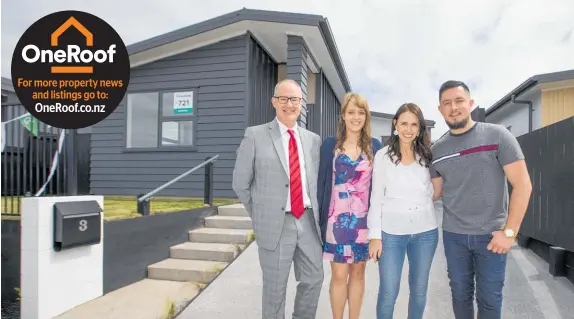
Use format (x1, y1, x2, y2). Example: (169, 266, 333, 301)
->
(287, 129, 304, 218)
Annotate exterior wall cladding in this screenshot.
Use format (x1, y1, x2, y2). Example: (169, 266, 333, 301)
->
(90, 35, 250, 198)
(286, 35, 310, 128)
(247, 35, 278, 126)
(90, 33, 342, 198)
(317, 70, 341, 138)
(307, 72, 341, 138)
(287, 35, 341, 138)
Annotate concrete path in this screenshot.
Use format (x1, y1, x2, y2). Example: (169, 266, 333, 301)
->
(55, 279, 199, 319)
(179, 215, 574, 318)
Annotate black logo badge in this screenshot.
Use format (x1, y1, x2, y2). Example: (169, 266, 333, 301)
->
(11, 10, 130, 129)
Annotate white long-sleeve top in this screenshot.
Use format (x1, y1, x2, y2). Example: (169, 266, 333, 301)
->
(367, 146, 438, 238)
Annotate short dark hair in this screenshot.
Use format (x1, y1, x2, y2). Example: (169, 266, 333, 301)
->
(439, 80, 470, 101)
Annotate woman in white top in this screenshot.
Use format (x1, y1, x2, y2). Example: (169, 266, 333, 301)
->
(367, 103, 442, 319)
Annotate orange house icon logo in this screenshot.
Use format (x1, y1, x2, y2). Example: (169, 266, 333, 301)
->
(50, 17, 94, 74)
(20, 15, 117, 74)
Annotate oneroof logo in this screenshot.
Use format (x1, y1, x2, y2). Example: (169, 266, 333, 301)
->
(11, 10, 130, 129)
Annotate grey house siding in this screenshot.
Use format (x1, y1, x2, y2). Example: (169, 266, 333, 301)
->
(307, 103, 318, 134)
(1, 104, 27, 151)
(89, 35, 249, 198)
(246, 34, 278, 126)
(1, 91, 20, 105)
(1, 77, 18, 104)
(317, 70, 341, 138)
(286, 35, 309, 128)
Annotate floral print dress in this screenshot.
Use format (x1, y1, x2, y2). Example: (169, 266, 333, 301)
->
(322, 151, 373, 264)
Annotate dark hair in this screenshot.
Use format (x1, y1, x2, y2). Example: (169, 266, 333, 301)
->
(439, 80, 470, 101)
(386, 103, 432, 167)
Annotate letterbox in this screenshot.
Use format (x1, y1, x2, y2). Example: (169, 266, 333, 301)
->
(53, 200, 103, 251)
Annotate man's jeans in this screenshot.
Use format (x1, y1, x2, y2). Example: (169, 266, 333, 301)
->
(376, 228, 439, 319)
(443, 230, 507, 319)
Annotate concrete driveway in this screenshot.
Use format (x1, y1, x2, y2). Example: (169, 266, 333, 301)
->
(179, 211, 574, 318)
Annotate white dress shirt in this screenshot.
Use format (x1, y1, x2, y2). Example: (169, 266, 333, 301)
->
(367, 145, 437, 238)
(276, 117, 312, 210)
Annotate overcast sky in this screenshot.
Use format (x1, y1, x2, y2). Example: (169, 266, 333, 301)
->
(2, 0, 573, 137)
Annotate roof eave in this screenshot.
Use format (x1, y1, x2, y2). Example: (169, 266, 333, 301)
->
(485, 68, 574, 116)
(317, 18, 352, 92)
(370, 111, 393, 119)
(485, 78, 538, 116)
(126, 9, 324, 55)
(125, 8, 352, 93)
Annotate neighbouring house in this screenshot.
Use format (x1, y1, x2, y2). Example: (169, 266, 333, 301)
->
(484, 70, 574, 282)
(86, 8, 352, 198)
(1, 77, 18, 104)
(370, 111, 435, 145)
(485, 68, 574, 137)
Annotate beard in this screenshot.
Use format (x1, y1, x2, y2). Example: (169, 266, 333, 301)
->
(446, 115, 469, 129)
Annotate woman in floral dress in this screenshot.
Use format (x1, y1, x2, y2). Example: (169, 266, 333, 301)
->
(317, 92, 382, 319)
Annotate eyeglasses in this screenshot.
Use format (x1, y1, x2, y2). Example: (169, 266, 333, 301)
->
(274, 96, 302, 105)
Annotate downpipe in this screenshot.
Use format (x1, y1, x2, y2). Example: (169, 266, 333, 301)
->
(511, 94, 533, 132)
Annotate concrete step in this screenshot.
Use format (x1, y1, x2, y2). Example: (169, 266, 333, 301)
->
(148, 259, 228, 283)
(205, 215, 252, 229)
(54, 279, 199, 319)
(170, 242, 244, 262)
(218, 204, 249, 217)
(189, 228, 253, 244)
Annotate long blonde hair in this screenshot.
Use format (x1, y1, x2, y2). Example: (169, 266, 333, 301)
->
(334, 92, 374, 163)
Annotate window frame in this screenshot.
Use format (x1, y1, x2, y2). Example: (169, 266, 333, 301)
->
(123, 87, 199, 152)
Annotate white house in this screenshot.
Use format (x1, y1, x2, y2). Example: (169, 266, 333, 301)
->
(485, 68, 574, 137)
(370, 111, 435, 145)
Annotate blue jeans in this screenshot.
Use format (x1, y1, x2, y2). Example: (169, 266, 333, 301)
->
(376, 228, 439, 319)
(443, 230, 507, 319)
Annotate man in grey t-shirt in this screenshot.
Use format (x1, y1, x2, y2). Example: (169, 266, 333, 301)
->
(430, 80, 532, 319)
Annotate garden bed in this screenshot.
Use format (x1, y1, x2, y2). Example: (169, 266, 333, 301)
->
(1, 195, 238, 220)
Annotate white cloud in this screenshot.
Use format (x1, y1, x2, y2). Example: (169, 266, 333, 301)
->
(2, 0, 573, 137)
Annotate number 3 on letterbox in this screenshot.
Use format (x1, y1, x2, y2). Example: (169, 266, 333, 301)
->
(53, 200, 103, 251)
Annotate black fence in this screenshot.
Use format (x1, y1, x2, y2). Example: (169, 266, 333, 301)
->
(1, 104, 91, 216)
(516, 116, 574, 253)
(471, 106, 486, 122)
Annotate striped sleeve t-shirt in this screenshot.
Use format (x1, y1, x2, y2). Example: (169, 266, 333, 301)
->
(429, 122, 525, 235)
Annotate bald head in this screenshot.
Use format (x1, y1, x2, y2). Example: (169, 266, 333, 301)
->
(274, 79, 301, 96)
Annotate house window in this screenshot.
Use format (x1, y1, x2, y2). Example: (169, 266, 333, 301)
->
(161, 121, 194, 146)
(125, 89, 197, 149)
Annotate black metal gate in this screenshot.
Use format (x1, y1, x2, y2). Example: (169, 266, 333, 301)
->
(1, 104, 79, 216)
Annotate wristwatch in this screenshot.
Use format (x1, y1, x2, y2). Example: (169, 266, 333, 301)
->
(503, 227, 516, 238)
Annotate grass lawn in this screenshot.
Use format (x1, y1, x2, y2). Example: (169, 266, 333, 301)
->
(1, 196, 239, 221)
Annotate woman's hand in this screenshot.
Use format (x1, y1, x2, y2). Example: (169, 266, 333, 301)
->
(369, 239, 383, 262)
(431, 176, 443, 201)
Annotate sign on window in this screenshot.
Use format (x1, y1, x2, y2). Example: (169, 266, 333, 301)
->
(173, 91, 193, 114)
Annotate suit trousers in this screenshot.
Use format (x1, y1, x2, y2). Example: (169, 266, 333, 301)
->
(257, 208, 324, 319)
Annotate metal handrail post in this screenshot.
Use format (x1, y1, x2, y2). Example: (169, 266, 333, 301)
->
(204, 156, 214, 206)
(136, 154, 219, 215)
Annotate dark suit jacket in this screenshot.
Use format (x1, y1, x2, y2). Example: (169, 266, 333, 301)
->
(317, 136, 383, 243)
